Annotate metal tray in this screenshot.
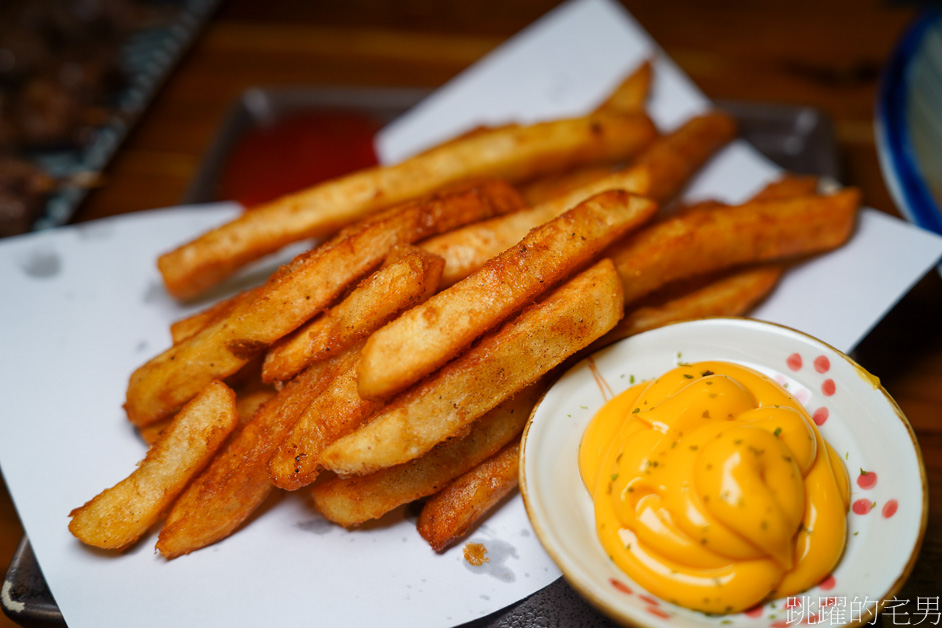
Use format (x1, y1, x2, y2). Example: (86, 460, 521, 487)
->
(183, 88, 839, 205)
(2, 89, 839, 628)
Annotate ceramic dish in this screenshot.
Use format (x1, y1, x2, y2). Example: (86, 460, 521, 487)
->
(875, 9, 942, 242)
(520, 317, 927, 628)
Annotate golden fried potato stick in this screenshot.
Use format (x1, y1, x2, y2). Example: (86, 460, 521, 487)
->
(595, 59, 652, 115)
(412, 123, 520, 156)
(155, 346, 360, 558)
(137, 380, 274, 446)
(592, 265, 784, 351)
(521, 164, 617, 206)
(417, 439, 521, 552)
(518, 61, 653, 207)
(69, 381, 238, 550)
(158, 113, 657, 299)
(359, 190, 655, 400)
(312, 385, 540, 527)
(424, 168, 650, 287)
(673, 199, 727, 214)
(676, 174, 819, 214)
(750, 174, 819, 202)
(611, 189, 860, 306)
(320, 259, 623, 476)
(137, 418, 170, 446)
(234, 382, 277, 423)
(630, 111, 737, 205)
(422, 112, 736, 286)
(262, 245, 443, 384)
(136, 379, 273, 445)
(169, 289, 257, 345)
(675, 174, 819, 215)
(269, 354, 384, 491)
(126, 179, 522, 427)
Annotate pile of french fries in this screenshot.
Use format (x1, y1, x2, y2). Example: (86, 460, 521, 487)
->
(69, 61, 860, 557)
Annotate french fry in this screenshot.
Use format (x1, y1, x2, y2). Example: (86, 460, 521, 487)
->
(69, 381, 238, 550)
(610, 189, 860, 306)
(155, 346, 360, 558)
(630, 112, 737, 205)
(422, 112, 735, 286)
(595, 59, 652, 115)
(262, 245, 443, 384)
(521, 164, 617, 206)
(320, 259, 623, 475)
(136, 374, 271, 445)
(417, 439, 521, 552)
(138, 380, 273, 445)
(423, 167, 650, 287)
(411, 123, 520, 157)
(234, 382, 277, 423)
(674, 199, 727, 214)
(158, 113, 657, 299)
(517, 60, 653, 206)
(750, 174, 819, 202)
(359, 190, 655, 400)
(269, 354, 384, 491)
(312, 385, 540, 527)
(169, 289, 257, 345)
(138, 418, 170, 445)
(591, 265, 784, 350)
(675, 174, 819, 215)
(126, 179, 523, 427)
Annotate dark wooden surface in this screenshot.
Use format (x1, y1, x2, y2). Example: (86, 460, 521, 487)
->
(3, 2, 939, 626)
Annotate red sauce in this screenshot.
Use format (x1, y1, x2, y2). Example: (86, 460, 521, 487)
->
(219, 110, 381, 208)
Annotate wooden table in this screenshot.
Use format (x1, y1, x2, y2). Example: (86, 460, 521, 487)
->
(3, 1, 939, 626)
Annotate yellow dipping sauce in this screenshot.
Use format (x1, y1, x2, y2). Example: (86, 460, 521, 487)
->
(579, 361, 850, 614)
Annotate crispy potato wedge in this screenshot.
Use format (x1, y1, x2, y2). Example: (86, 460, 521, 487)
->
(155, 346, 360, 558)
(312, 385, 540, 527)
(126, 179, 521, 427)
(262, 245, 443, 383)
(594, 59, 652, 115)
(158, 114, 656, 299)
(592, 265, 784, 350)
(320, 259, 623, 475)
(610, 189, 860, 306)
(359, 190, 655, 400)
(423, 112, 735, 286)
(417, 439, 521, 552)
(69, 381, 238, 550)
(269, 354, 384, 490)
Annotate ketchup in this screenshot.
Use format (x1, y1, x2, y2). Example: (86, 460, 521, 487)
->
(219, 110, 382, 208)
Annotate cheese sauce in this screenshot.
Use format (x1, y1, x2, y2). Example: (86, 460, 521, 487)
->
(579, 361, 850, 614)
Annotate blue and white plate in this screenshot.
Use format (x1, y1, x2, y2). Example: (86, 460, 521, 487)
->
(876, 10, 942, 249)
